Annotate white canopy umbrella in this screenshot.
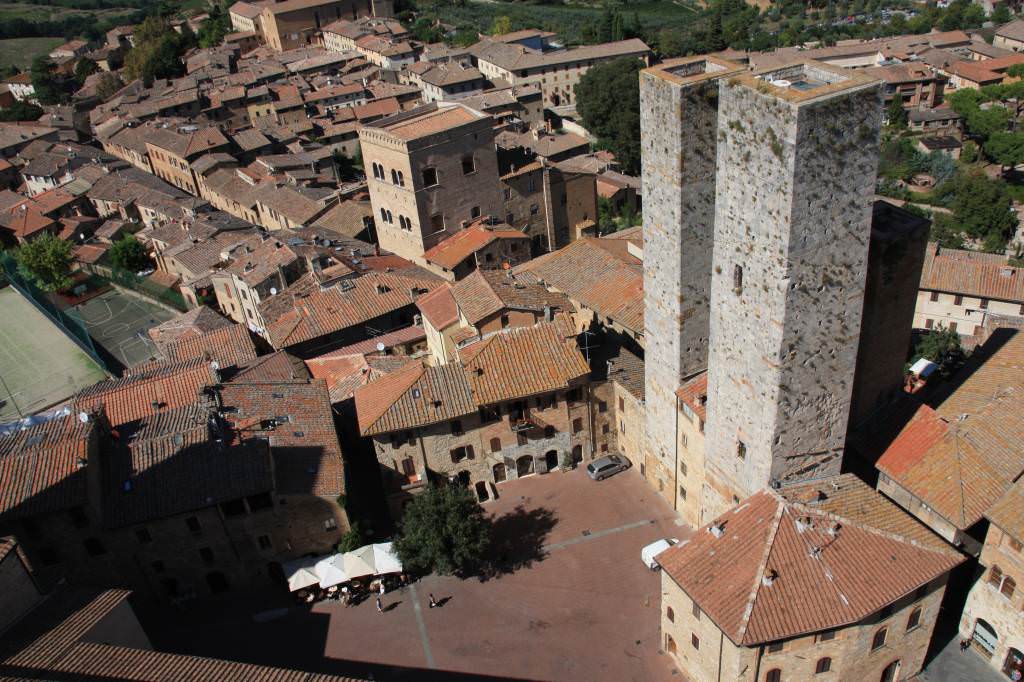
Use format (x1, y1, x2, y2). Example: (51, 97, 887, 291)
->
(283, 556, 320, 592)
(315, 554, 350, 588)
(343, 544, 377, 579)
(371, 542, 403, 575)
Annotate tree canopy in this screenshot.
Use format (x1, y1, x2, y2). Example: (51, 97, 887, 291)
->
(393, 484, 490, 576)
(198, 3, 231, 48)
(575, 56, 643, 175)
(16, 232, 74, 292)
(0, 100, 43, 122)
(109, 235, 150, 272)
(933, 171, 1018, 252)
(96, 72, 125, 101)
(911, 326, 965, 376)
(30, 57, 75, 105)
(124, 16, 195, 86)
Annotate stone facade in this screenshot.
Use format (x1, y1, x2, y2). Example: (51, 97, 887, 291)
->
(359, 105, 504, 266)
(371, 385, 592, 519)
(640, 58, 741, 514)
(703, 65, 882, 508)
(501, 162, 597, 254)
(960, 524, 1024, 676)
(662, 569, 948, 681)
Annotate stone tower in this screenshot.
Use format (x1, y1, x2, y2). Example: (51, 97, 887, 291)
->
(702, 61, 883, 518)
(640, 57, 741, 501)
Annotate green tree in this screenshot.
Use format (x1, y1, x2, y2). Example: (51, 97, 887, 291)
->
(490, 15, 512, 36)
(74, 57, 98, 86)
(991, 3, 1013, 24)
(393, 484, 490, 576)
(886, 97, 907, 128)
(96, 72, 124, 101)
(960, 140, 979, 164)
(984, 131, 1024, 171)
(109, 235, 150, 272)
(575, 56, 643, 175)
(198, 3, 231, 48)
(30, 57, 71, 105)
(16, 232, 74, 292)
(911, 325, 965, 374)
(124, 16, 192, 86)
(0, 100, 43, 122)
(336, 520, 368, 553)
(942, 171, 1018, 251)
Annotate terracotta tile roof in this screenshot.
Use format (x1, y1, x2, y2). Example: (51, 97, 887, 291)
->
(369, 103, 483, 142)
(147, 306, 234, 353)
(415, 283, 459, 330)
(472, 37, 649, 72)
(312, 199, 372, 238)
(163, 323, 258, 369)
(987, 476, 1024, 542)
(1, 588, 368, 681)
(305, 352, 415, 403)
(675, 372, 708, 423)
(261, 270, 441, 349)
(876, 330, 1024, 530)
(451, 269, 570, 327)
(231, 350, 311, 383)
(515, 235, 643, 334)
(218, 379, 344, 496)
(607, 347, 644, 401)
(73, 243, 108, 265)
(74, 358, 217, 427)
(355, 361, 475, 436)
(997, 18, 1024, 41)
(0, 413, 95, 519)
(318, 325, 425, 356)
(423, 224, 529, 271)
(461, 322, 589, 406)
(658, 474, 962, 646)
(103, 402, 274, 527)
(919, 242, 1024, 303)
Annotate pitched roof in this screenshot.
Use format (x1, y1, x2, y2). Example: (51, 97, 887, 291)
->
(996, 18, 1024, 41)
(74, 358, 217, 427)
(607, 347, 644, 401)
(0, 413, 95, 519)
(231, 350, 311, 383)
(162, 323, 258, 369)
(423, 224, 529, 270)
(315, 325, 425, 357)
(876, 331, 1024, 530)
(415, 283, 459, 329)
(675, 372, 708, 422)
(919, 242, 1024, 303)
(365, 102, 485, 142)
(658, 474, 962, 646)
(305, 352, 415, 403)
(103, 401, 274, 527)
(218, 379, 344, 496)
(451, 269, 570, 327)
(515, 234, 644, 333)
(147, 306, 234, 353)
(260, 270, 440, 349)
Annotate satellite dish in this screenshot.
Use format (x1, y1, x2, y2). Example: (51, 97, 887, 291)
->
(376, 342, 385, 352)
(78, 411, 90, 423)
(210, 360, 220, 371)
(270, 287, 278, 295)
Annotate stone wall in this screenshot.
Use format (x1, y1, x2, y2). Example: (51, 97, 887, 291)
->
(641, 60, 738, 502)
(705, 73, 882, 497)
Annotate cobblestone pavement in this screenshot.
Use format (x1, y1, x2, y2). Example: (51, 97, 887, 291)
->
(145, 467, 692, 681)
(915, 633, 1006, 682)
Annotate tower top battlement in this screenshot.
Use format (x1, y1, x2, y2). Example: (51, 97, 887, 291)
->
(728, 59, 880, 104)
(642, 55, 744, 86)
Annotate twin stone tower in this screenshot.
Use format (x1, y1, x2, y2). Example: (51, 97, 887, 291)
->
(640, 56, 884, 525)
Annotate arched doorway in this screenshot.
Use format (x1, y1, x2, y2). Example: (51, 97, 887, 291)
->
(475, 481, 489, 501)
(454, 470, 470, 487)
(493, 462, 507, 483)
(206, 571, 229, 594)
(516, 455, 534, 478)
(879, 659, 900, 682)
(545, 450, 559, 472)
(572, 444, 583, 464)
(1003, 648, 1024, 678)
(973, 618, 998, 656)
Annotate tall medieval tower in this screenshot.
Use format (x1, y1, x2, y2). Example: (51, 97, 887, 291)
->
(701, 62, 883, 520)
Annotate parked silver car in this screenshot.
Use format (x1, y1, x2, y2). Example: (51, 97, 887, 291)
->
(586, 454, 629, 481)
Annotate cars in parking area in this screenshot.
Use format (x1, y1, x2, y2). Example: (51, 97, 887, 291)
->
(586, 454, 630, 481)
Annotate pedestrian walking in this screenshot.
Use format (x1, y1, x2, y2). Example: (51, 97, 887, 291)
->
(428, 593, 437, 609)
(376, 596, 383, 613)
(379, 581, 386, 596)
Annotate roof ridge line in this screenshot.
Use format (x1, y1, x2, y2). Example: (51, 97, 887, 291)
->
(737, 495, 786, 643)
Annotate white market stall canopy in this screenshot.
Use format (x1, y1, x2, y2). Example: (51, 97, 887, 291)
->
(284, 542, 404, 591)
(283, 556, 320, 592)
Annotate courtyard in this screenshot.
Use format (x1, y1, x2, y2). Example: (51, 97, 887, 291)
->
(143, 467, 690, 681)
(73, 289, 175, 369)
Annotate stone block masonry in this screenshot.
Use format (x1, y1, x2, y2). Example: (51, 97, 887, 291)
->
(640, 57, 743, 507)
(703, 63, 883, 505)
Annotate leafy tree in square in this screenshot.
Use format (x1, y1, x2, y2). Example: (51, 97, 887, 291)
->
(16, 232, 74, 292)
(394, 483, 490, 576)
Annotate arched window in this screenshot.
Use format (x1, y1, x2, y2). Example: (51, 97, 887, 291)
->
(765, 669, 781, 682)
(815, 658, 831, 674)
(385, 210, 393, 224)
(372, 162, 383, 180)
(379, 207, 387, 223)
(396, 170, 404, 186)
(391, 169, 399, 185)
(666, 606, 674, 622)
(906, 607, 921, 631)
(871, 626, 887, 651)
(1001, 576, 1016, 599)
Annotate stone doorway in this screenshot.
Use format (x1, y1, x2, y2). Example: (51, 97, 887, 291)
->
(516, 455, 534, 478)
(493, 462, 507, 483)
(545, 450, 559, 472)
(475, 480, 490, 501)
